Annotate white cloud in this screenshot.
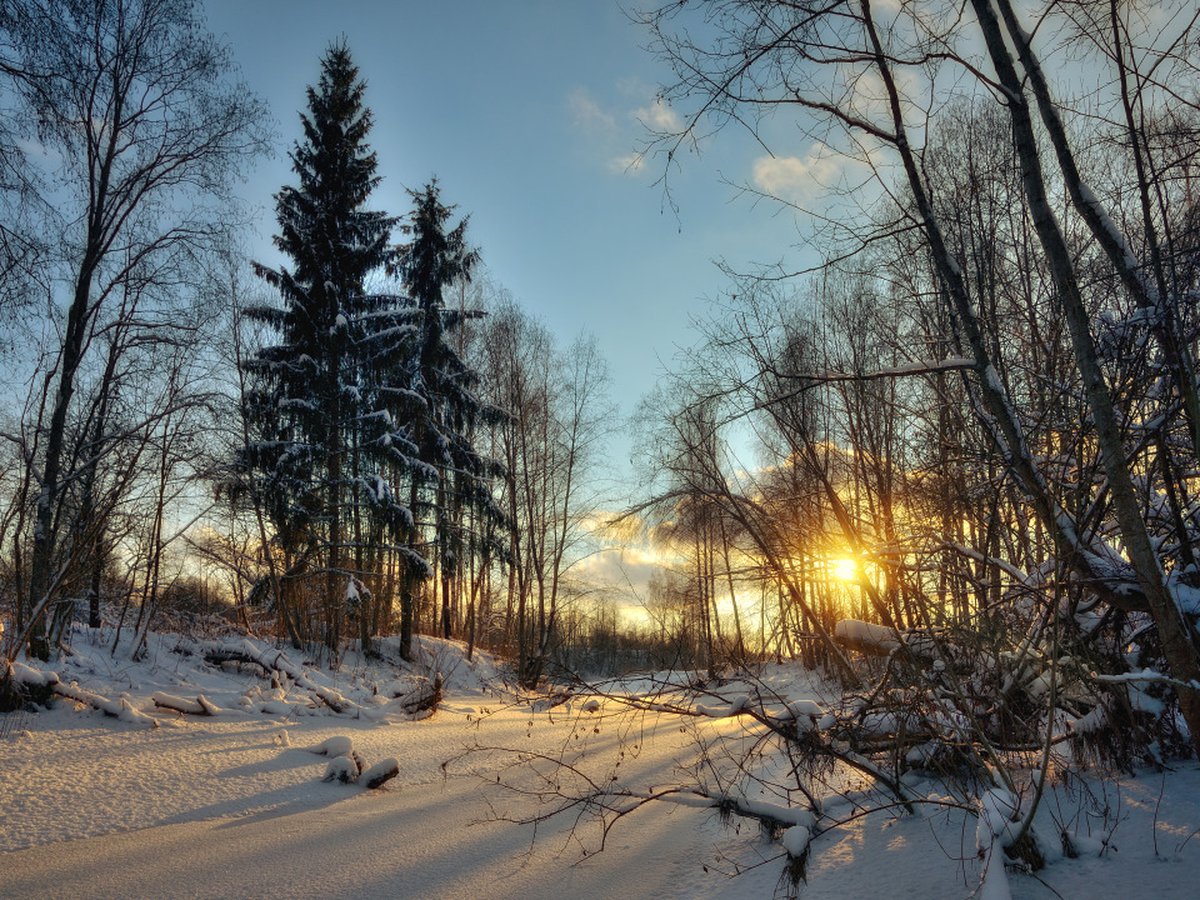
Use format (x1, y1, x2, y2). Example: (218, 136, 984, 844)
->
(632, 98, 681, 133)
(567, 88, 677, 177)
(571, 545, 669, 598)
(751, 145, 845, 202)
(608, 152, 646, 175)
(567, 87, 616, 132)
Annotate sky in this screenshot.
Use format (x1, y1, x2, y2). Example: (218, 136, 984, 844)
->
(202, 1, 823, 475)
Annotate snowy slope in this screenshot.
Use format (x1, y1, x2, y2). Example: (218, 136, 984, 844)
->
(2, 627, 1199, 898)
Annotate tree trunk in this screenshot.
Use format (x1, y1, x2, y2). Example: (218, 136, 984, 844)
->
(972, 0, 1200, 752)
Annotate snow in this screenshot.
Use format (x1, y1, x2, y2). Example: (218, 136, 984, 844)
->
(835, 618, 898, 651)
(323, 754, 359, 783)
(2, 628, 1200, 898)
(1166, 570, 1200, 615)
(977, 787, 1020, 860)
(361, 756, 399, 789)
(9, 661, 58, 687)
(307, 735, 354, 757)
(781, 823, 811, 857)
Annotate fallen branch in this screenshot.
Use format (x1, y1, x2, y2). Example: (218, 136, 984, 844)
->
(833, 619, 937, 661)
(6, 661, 156, 727)
(152, 692, 221, 716)
(204, 639, 355, 714)
(53, 680, 157, 727)
(362, 757, 399, 789)
(393, 674, 442, 717)
(1091, 668, 1200, 691)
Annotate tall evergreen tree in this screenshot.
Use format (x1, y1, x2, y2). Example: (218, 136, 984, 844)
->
(391, 180, 506, 658)
(241, 43, 415, 652)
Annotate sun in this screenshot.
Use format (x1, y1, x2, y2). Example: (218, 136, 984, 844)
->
(831, 557, 859, 582)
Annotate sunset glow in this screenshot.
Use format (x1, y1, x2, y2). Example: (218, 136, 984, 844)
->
(831, 557, 858, 583)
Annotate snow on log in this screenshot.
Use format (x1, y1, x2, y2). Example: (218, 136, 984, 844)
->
(204, 639, 355, 713)
(152, 692, 221, 716)
(10, 662, 60, 688)
(362, 757, 399, 789)
(10, 663, 157, 726)
(976, 789, 1018, 900)
(833, 620, 937, 660)
(694, 694, 751, 718)
(834, 620, 898, 656)
(2, 661, 58, 709)
(307, 735, 353, 757)
(52, 681, 157, 728)
(322, 756, 359, 784)
(199, 695, 221, 716)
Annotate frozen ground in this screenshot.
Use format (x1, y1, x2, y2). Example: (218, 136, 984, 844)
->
(2, 626, 1198, 899)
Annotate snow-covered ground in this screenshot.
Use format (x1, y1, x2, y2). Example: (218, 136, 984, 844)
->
(2, 626, 1198, 898)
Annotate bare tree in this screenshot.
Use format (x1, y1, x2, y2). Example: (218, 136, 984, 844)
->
(476, 292, 614, 686)
(0, 0, 267, 659)
(636, 0, 1200, 752)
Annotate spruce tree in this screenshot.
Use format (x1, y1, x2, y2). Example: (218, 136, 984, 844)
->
(241, 43, 414, 652)
(391, 180, 506, 657)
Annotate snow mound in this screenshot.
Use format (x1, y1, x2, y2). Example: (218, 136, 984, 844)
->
(307, 735, 353, 757)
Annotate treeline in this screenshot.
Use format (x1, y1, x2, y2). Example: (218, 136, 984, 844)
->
(0, 1, 610, 687)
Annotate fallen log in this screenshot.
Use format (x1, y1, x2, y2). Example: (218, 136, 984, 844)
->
(152, 692, 221, 716)
(6, 661, 156, 726)
(362, 757, 399, 789)
(52, 681, 157, 727)
(204, 639, 355, 714)
(393, 675, 442, 717)
(833, 619, 938, 662)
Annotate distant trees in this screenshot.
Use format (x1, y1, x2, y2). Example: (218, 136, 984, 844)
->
(476, 297, 612, 685)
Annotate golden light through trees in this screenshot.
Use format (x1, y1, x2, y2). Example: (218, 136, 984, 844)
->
(831, 557, 858, 583)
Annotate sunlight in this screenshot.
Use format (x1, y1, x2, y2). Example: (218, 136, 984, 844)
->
(831, 557, 859, 583)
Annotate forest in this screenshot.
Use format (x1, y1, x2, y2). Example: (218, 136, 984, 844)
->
(3, 1, 1200, 898)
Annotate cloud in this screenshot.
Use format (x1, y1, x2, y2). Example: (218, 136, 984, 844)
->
(571, 545, 670, 599)
(632, 98, 681, 133)
(567, 88, 678, 177)
(608, 152, 646, 175)
(751, 145, 845, 202)
(567, 87, 616, 132)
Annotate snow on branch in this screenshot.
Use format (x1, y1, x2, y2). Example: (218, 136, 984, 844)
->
(833, 619, 937, 661)
(204, 639, 354, 714)
(7, 662, 157, 726)
(151, 692, 222, 716)
(1090, 669, 1200, 691)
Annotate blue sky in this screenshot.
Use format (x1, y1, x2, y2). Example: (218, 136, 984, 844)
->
(203, 1, 822, 471)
